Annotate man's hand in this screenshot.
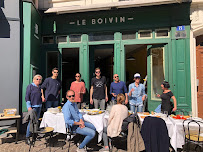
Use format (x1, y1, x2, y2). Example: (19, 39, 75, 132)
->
(111, 93, 117, 97)
(28, 107, 32, 111)
(142, 95, 146, 101)
(130, 88, 135, 92)
(79, 119, 85, 128)
(42, 97, 46, 102)
(105, 96, 108, 102)
(90, 98, 93, 105)
(156, 94, 160, 98)
(125, 99, 128, 105)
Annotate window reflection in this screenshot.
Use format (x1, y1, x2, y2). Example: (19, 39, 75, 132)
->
(151, 47, 165, 100)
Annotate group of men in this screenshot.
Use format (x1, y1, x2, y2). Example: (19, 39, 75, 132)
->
(41, 67, 130, 110)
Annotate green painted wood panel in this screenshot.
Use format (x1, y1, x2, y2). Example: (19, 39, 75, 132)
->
(22, 2, 32, 112)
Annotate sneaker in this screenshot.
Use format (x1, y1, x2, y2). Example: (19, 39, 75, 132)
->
(76, 147, 87, 152)
(99, 147, 110, 152)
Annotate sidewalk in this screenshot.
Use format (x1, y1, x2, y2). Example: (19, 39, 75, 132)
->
(0, 133, 127, 152)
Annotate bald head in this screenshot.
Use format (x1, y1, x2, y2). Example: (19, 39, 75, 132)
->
(113, 74, 119, 82)
(66, 90, 75, 102)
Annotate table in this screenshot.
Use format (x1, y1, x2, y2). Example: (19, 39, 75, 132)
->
(40, 111, 108, 142)
(138, 113, 203, 152)
(0, 115, 21, 144)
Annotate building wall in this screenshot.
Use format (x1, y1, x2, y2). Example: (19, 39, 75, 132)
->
(22, 2, 41, 112)
(190, 0, 203, 116)
(0, 0, 20, 120)
(37, 3, 192, 112)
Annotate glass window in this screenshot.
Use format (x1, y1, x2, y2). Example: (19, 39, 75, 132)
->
(89, 32, 114, 41)
(69, 35, 81, 42)
(151, 47, 165, 100)
(155, 29, 169, 38)
(43, 36, 54, 44)
(138, 30, 152, 39)
(122, 31, 136, 40)
(57, 36, 67, 43)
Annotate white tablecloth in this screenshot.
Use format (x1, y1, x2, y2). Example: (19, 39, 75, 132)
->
(138, 114, 203, 152)
(40, 111, 108, 142)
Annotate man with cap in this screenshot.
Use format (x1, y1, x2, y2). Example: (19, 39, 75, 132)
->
(128, 73, 146, 113)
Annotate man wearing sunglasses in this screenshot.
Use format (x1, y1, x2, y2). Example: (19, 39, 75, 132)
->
(90, 67, 108, 110)
(41, 67, 61, 110)
(110, 74, 128, 105)
(62, 90, 96, 152)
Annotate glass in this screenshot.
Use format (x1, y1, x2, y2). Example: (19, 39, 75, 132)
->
(164, 111, 168, 116)
(89, 32, 114, 41)
(139, 30, 152, 38)
(156, 29, 169, 37)
(69, 34, 81, 42)
(189, 111, 193, 117)
(122, 31, 136, 40)
(151, 47, 165, 100)
(57, 36, 67, 43)
(81, 103, 86, 109)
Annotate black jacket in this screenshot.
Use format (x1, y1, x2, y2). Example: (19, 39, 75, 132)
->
(141, 116, 169, 152)
(23, 109, 38, 133)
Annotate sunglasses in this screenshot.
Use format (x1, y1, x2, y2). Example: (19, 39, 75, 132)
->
(114, 76, 119, 78)
(95, 71, 101, 74)
(68, 95, 75, 98)
(75, 76, 80, 77)
(54, 72, 58, 73)
(36, 79, 42, 81)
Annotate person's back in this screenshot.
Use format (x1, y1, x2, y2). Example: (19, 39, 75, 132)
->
(107, 104, 128, 138)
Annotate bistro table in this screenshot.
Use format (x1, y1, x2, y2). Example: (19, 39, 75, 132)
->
(40, 111, 109, 142)
(138, 113, 203, 152)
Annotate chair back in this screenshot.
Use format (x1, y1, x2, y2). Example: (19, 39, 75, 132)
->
(183, 119, 203, 142)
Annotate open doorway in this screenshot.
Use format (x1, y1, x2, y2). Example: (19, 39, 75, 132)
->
(125, 45, 147, 87)
(89, 44, 114, 99)
(62, 48, 79, 100)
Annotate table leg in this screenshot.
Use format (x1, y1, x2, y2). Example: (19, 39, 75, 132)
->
(15, 118, 20, 144)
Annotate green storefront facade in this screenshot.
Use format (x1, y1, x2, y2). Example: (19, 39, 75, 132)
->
(22, 1, 191, 113)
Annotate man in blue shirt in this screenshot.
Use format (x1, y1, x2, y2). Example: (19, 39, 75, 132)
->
(110, 74, 128, 105)
(128, 73, 146, 113)
(62, 90, 96, 152)
(41, 68, 61, 110)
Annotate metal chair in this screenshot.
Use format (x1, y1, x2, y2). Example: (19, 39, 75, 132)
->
(109, 131, 128, 151)
(183, 119, 203, 152)
(29, 127, 54, 152)
(63, 124, 84, 152)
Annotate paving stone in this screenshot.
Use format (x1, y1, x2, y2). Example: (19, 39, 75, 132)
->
(0, 134, 127, 152)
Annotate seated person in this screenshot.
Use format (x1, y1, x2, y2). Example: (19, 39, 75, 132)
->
(100, 94, 128, 152)
(62, 90, 96, 152)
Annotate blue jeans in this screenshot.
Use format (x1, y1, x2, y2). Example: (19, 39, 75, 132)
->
(46, 100, 58, 110)
(75, 122, 96, 149)
(130, 104, 143, 113)
(26, 107, 41, 137)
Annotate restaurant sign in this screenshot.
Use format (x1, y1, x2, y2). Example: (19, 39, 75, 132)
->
(69, 16, 134, 26)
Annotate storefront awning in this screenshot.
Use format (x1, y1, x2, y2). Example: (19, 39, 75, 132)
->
(45, 0, 186, 14)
